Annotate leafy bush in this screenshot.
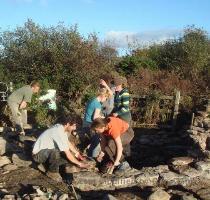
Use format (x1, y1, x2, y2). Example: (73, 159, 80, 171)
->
(0, 21, 209, 126)
(116, 54, 157, 75)
(0, 19, 117, 108)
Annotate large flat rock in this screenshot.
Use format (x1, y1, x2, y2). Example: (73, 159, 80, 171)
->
(0, 156, 11, 167)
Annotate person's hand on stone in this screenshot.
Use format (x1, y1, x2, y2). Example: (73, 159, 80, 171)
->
(75, 152, 86, 161)
(78, 162, 89, 169)
(97, 151, 105, 162)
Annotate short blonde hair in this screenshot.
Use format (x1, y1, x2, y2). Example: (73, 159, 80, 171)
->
(97, 87, 110, 98)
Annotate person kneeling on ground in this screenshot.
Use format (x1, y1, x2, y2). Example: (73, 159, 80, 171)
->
(32, 116, 88, 182)
(83, 86, 111, 158)
(91, 117, 134, 174)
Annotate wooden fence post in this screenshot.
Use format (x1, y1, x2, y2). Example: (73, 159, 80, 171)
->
(172, 90, 180, 132)
(190, 113, 195, 129)
(206, 99, 210, 112)
(9, 82, 13, 92)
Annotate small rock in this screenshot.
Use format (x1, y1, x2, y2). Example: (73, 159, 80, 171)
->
(0, 188, 9, 193)
(2, 194, 16, 200)
(3, 164, 18, 171)
(0, 137, 6, 155)
(187, 130, 198, 135)
(170, 157, 194, 166)
(36, 188, 45, 196)
(197, 111, 208, 118)
(190, 126, 206, 132)
(204, 150, 210, 160)
(12, 153, 32, 167)
(0, 182, 6, 188)
(58, 194, 69, 200)
(103, 194, 118, 200)
(181, 194, 198, 200)
(32, 196, 48, 200)
(0, 156, 11, 167)
(195, 161, 210, 171)
(22, 194, 31, 200)
(159, 171, 191, 187)
(203, 121, 210, 129)
(196, 188, 210, 200)
(148, 189, 170, 200)
(136, 172, 159, 187)
(181, 167, 202, 178)
(170, 165, 189, 174)
(197, 121, 203, 128)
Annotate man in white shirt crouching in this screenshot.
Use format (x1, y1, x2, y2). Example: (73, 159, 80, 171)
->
(32, 115, 88, 182)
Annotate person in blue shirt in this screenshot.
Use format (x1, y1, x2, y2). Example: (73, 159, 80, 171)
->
(83, 80, 113, 129)
(83, 80, 113, 158)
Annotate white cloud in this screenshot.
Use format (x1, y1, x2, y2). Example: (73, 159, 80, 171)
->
(105, 29, 183, 49)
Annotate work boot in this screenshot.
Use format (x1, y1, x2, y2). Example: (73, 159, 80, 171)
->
(46, 171, 63, 182)
(114, 161, 131, 176)
(99, 161, 114, 174)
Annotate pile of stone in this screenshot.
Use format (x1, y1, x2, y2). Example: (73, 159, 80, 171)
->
(71, 104, 210, 199)
(187, 107, 210, 159)
(72, 155, 210, 199)
(0, 185, 72, 200)
(1, 104, 210, 199)
(0, 135, 32, 168)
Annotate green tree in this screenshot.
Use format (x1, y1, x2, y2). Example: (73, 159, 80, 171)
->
(116, 54, 157, 75)
(0, 19, 117, 106)
(181, 26, 210, 78)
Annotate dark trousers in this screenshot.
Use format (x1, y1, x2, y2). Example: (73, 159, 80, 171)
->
(33, 149, 68, 172)
(105, 127, 134, 162)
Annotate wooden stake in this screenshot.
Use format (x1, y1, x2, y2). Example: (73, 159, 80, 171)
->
(172, 90, 180, 132)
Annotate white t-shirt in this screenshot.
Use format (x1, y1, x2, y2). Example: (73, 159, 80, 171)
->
(39, 89, 57, 110)
(33, 124, 69, 154)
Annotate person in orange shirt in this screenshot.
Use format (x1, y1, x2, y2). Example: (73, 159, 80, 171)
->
(91, 117, 134, 172)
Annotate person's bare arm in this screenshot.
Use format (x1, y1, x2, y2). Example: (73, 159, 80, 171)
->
(93, 108, 104, 120)
(113, 136, 123, 166)
(100, 79, 113, 97)
(69, 141, 79, 155)
(69, 141, 85, 160)
(64, 150, 87, 167)
(19, 101, 27, 109)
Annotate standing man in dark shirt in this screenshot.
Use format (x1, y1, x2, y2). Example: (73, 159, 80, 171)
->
(7, 81, 40, 135)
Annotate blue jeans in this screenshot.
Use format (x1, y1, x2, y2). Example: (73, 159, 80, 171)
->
(87, 134, 101, 158)
(83, 120, 101, 158)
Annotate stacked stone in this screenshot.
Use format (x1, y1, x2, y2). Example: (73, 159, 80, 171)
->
(0, 185, 72, 200)
(187, 106, 210, 159)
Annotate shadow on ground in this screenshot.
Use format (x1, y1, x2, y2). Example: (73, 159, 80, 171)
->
(128, 127, 204, 169)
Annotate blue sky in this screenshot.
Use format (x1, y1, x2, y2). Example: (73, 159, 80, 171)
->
(0, 0, 210, 50)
